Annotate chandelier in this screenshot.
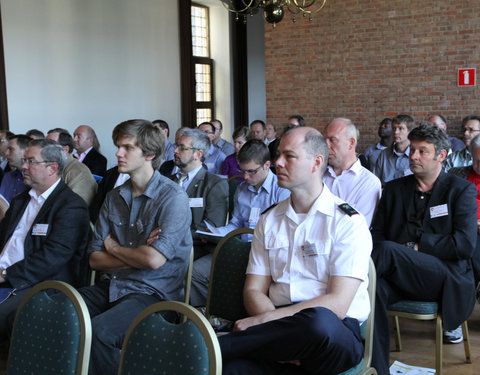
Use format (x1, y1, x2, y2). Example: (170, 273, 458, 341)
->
(220, 0, 327, 26)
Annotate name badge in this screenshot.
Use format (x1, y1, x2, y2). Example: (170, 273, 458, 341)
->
(189, 198, 204, 208)
(430, 204, 448, 219)
(32, 224, 49, 236)
(248, 207, 261, 225)
(302, 242, 318, 257)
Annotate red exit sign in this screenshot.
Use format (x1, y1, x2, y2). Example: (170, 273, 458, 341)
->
(458, 68, 476, 86)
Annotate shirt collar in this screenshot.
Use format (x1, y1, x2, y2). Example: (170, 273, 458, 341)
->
(74, 146, 93, 160)
(247, 169, 274, 194)
(376, 142, 388, 150)
(283, 184, 336, 223)
(326, 158, 362, 178)
(30, 178, 61, 203)
(393, 144, 410, 157)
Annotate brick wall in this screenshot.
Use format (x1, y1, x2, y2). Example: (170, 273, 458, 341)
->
(264, 0, 480, 152)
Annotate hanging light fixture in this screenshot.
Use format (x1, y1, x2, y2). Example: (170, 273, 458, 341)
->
(220, 0, 327, 27)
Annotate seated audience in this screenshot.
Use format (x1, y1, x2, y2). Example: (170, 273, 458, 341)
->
(198, 122, 227, 174)
(371, 125, 477, 373)
(0, 139, 90, 339)
(46, 128, 98, 206)
(428, 114, 465, 152)
(364, 118, 392, 171)
(0, 135, 31, 203)
(73, 125, 107, 177)
(373, 114, 414, 185)
(159, 126, 189, 177)
(152, 119, 175, 163)
(212, 119, 235, 156)
(171, 128, 228, 258)
(219, 127, 372, 374)
(446, 114, 480, 169)
(221, 126, 249, 180)
(323, 118, 381, 226)
(190, 140, 290, 307)
(79, 120, 192, 375)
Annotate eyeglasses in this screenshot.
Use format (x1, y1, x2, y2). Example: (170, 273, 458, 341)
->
(239, 165, 262, 176)
(21, 158, 53, 166)
(463, 127, 480, 133)
(174, 144, 197, 152)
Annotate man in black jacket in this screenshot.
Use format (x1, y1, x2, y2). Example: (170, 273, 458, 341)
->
(371, 125, 477, 374)
(0, 139, 90, 338)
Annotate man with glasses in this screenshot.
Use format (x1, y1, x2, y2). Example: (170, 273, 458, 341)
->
(446, 114, 480, 169)
(190, 140, 290, 307)
(198, 122, 226, 174)
(0, 139, 90, 339)
(172, 129, 228, 258)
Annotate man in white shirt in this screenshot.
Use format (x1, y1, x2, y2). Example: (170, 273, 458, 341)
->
(0, 139, 90, 338)
(323, 118, 381, 226)
(219, 127, 372, 374)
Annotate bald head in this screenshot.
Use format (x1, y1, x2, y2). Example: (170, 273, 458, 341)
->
(428, 115, 447, 131)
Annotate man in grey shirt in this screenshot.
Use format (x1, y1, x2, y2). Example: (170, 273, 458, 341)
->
(79, 119, 192, 375)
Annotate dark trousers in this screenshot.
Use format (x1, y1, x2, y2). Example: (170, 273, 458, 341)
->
(371, 241, 449, 375)
(219, 307, 363, 375)
(77, 281, 162, 375)
(0, 287, 31, 340)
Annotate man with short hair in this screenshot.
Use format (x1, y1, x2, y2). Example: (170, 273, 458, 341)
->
(172, 128, 228, 258)
(190, 139, 290, 307)
(323, 118, 381, 226)
(364, 118, 393, 172)
(79, 119, 192, 375)
(373, 114, 415, 185)
(198, 122, 226, 174)
(446, 115, 480, 169)
(0, 135, 31, 203)
(264, 123, 277, 146)
(211, 119, 235, 156)
(268, 114, 306, 167)
(0, 130, 10, 172)
(219, 127, 372, 374)
(371, 125, 477, 373)
(73, 125, 107, 177)
(152, 119, 175, 163)
(250, 120, 267, 141)
(47, 129, 97, 205)
(428, 114, 464, 152)
(0, 139, 90, 338)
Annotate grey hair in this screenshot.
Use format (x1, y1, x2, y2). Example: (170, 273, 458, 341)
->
(331, 118, 357, 142)
(30, 138, 67, 175)
(182, 129, 211, 162)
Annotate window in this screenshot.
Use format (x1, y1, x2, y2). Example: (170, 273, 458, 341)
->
(191, 4, 214, 125)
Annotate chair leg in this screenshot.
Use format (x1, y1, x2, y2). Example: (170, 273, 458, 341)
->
(436, 315, 443, 375)
(392, 315, 402, 351)
(461, 321, 472, 363)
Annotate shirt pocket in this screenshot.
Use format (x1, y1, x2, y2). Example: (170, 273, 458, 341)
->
(265, 234, 289, 281)
(108, 213, 128, 235)
(301, 240, 330, 283)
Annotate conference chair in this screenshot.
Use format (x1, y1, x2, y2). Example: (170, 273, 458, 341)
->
(388, 301, 471, 375)
(7, 280, 91, 375)
(118, 301, 221, 375)
(205, 228, 254, 323)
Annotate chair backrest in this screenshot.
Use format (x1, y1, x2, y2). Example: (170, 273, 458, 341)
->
(227, 176, 243, 221)
(205, 228, 254, 322)
(8, 280, 92, 375)
(184, 245, 194, 304)
(118, 301, 221, 375)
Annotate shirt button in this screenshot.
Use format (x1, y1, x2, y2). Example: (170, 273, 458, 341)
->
(130, 224, 134, 227)
(129, 242, 133, 246)
(113, 276, 117, 279)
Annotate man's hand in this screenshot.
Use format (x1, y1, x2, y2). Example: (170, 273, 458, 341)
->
(477, 219, 480, 234)
(146, 227, 162, 246)
(0, 268, 5, 283)
(233, 311, 273, 331)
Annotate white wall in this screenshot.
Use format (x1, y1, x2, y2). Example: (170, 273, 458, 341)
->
(1, 0, 181, 167)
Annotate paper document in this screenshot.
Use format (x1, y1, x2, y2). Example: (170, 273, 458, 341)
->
(390, 361, 435, 375)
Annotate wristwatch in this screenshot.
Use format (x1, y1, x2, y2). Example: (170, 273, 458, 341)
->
(1, 269, 6, 279)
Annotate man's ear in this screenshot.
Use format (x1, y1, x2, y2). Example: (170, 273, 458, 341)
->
(312, 153, 324, 173)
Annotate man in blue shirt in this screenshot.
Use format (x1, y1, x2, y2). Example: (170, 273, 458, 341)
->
(0, 135, 30, 204)
(190, 140, 290, 307)
(198, 122, 226, 174)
